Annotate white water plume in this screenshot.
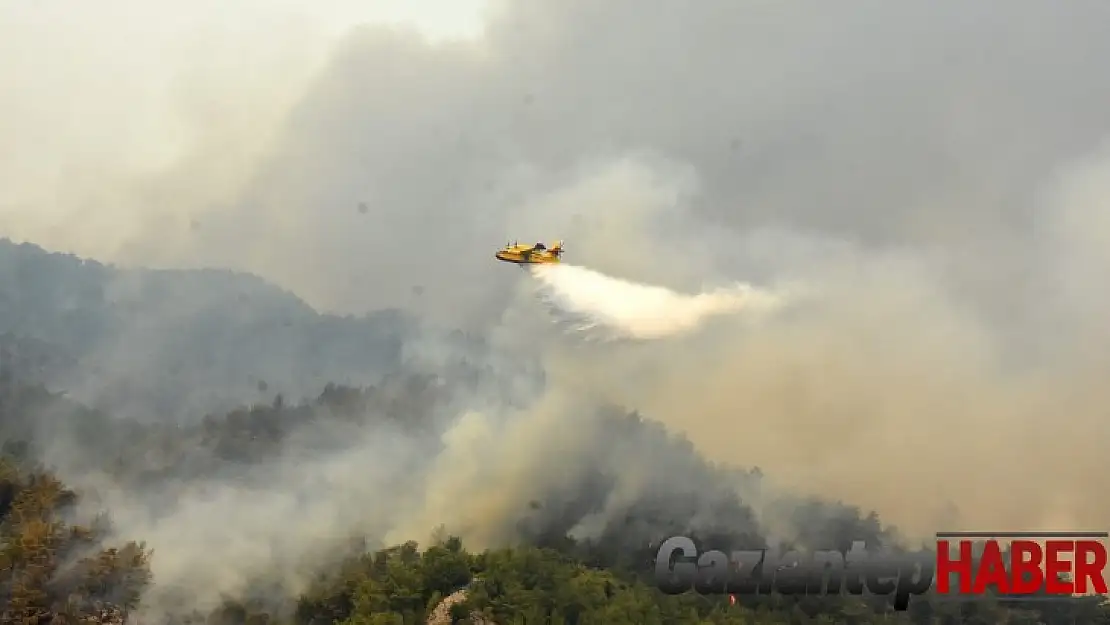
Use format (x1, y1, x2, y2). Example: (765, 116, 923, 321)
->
(528, 263, 786, 340)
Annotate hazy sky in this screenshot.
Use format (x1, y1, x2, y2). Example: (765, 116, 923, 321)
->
(5, 0, 1110, 325)
(1, 0, 486, 271)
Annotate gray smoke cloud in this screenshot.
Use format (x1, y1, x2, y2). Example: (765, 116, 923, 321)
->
(484, 152, 1110, 542)
(5, 0, 1110, 615)
(12, 1, 1110, 323)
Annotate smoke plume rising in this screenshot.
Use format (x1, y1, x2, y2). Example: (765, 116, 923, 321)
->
(510, 149, 1110, 543)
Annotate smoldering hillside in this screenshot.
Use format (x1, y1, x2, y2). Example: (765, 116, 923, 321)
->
(0, 238, 897, 618)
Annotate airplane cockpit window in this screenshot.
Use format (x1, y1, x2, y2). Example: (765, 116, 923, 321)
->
(534, 243, 546, 250)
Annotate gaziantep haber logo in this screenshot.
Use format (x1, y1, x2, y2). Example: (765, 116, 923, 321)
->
(655, 531, 1109, 611)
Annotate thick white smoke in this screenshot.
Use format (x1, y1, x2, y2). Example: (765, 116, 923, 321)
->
(528, 263, 787, 340)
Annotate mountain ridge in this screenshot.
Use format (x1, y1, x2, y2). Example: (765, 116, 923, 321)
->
(0, 237, 419, 421)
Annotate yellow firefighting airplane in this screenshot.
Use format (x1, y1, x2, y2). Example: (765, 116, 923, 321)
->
(495, 240, 564, 265)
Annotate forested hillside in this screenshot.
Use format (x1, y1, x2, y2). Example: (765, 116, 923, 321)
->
(1, 240, 1106, 624)
(3, 381, 1107, 624)
(0, 238, 418, 421)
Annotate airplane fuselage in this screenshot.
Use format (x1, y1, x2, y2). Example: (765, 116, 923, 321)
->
(495, 243, 562, 264)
